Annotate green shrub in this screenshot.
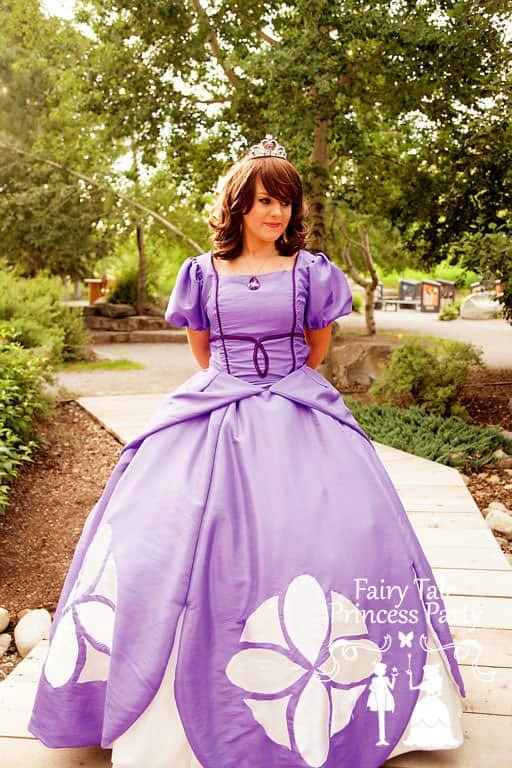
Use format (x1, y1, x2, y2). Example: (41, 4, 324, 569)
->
(345, 397, 512, 472)
(369, 338, 483, 416)
(107, 265, 158, 307)
(0, 270, 92, 362)
(439, 303, 459, 321)
(0, 325, 54, 513)
(351, 294, 364, 313)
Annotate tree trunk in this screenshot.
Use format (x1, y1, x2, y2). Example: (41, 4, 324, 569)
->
(307, 116, 334, 375)
(338, 228, 379, 336)
(308, 117, 329, 251)
(136, 223, 147, 315)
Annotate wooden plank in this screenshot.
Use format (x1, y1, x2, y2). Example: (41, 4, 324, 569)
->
(410, 513, 487, 530)
(460, 666, 512, 716)
(450, 626, 512, 668)
(0, 739, 111, 768)
(431, 568, 512, 599)
(400, 496, 481, 514)
(443, 595, 512, 630)
(415, 529, 497, 548)
(421, 546, 510, 570)
(0, 680, 37, 738)
(385, 712, 512, 767)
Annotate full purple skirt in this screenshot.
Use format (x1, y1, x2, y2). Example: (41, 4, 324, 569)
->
(28, 364, 465, 768)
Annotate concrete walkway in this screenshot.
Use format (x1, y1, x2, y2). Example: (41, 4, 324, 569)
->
(343, 311, 512, 369)
(1, 376, 511, 766)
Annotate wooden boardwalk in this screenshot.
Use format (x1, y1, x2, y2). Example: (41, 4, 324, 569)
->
(0, 394, 510, 767)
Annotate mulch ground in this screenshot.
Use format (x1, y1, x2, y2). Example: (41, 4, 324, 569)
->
(1, 367, 511, 680)
(0, 401, 121, 680)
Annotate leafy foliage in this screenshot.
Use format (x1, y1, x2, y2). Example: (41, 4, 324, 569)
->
(106, 263, 158, 307)
(345, 396, 512, 472)
(0, 269, 92, 362)
(369, 338, 483, 416)
(0, 325, 54, 514)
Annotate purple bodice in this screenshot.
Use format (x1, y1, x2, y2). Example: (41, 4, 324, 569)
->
(165, 248, 353, 385)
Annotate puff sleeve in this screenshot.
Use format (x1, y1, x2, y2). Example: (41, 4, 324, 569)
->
(165, 256, 209, 330)
(304, 251, 352, 329)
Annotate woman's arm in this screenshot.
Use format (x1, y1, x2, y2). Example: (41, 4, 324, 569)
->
(304, 325, 332, 369)
(185, 328, 210, 369)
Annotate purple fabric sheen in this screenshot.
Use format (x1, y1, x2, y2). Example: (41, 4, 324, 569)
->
(304, 251, 352, 329)
(165, 256, 209, 331)
(28, 250, 465, 768)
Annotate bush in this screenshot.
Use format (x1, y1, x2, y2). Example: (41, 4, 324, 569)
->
(369, 337, 483, 417)
(0, 269, 92, 362)
(107, 265, 158, 307)
(439, 303, 459, 321)
(345, 397, 512, 472)
(0, 325, 54, 513)
(351, 294, 364, 313)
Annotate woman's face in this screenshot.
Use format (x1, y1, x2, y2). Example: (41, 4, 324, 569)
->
(242, 178, 292, 247)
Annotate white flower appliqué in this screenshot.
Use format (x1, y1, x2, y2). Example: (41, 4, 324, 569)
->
(225, 574, 382, 768)
(43, 523, 117, 688)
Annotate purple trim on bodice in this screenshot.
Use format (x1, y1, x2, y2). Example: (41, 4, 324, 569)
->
(210, 251, 303, 379)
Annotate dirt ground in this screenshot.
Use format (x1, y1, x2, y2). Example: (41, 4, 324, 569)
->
(1, 368, 511, 680)
(0, 401, 121, 680)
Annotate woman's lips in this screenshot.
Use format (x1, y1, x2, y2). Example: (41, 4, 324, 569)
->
(265, 223, 281, 228)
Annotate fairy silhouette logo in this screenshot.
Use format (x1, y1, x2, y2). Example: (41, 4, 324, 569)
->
(225, 574, 389, 767)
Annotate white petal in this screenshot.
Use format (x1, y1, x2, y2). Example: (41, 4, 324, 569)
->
(226, 648, 306, 694)
(75, 601, 115, 651)
(319, 639, 381, 685)
(44, 610, 79, 688)
(329, 591, 368, 641)
(284, 575, 328, 665)
(240, 595, 289, 649)
(69, 524, 112, 603)
(77, 636, 111, 683)
(330, 685, 366, 736)
(294, 674, 330, 767)
(244, 696, 292, 748)
(92, 553, 117, 605)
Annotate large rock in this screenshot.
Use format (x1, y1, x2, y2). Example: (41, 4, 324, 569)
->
(460, 291, 502, 320)
(330, 337, 399, 389)
(0, 607, 10, 633)
(84, 315, 170, 331)
(486, 509, 512, 539)
(0, 633, 11, 659)
(14, 608, 52, 658)
(482, 501, 511, 518)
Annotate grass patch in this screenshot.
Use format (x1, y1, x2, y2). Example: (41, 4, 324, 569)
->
(56, 358, 145, 372)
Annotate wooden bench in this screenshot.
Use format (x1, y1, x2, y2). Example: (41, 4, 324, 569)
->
(377, 297, 420, 311)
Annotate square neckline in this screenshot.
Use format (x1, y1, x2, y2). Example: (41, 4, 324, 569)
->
(210, 249, 301, 278)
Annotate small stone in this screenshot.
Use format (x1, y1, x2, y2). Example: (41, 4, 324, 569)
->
(488, 475, 501, 484)
(14, 609, 52, 658)
(486, 509, 512, 539)
(0, 607, 10, 633)
(16, 608, 31, 623)
(460, 474, 470, 486)
(484, 501, 511, 515)
(0, 633, 11, 659)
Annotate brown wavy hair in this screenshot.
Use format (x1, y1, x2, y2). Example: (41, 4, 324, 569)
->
(208, 155, 309, 260)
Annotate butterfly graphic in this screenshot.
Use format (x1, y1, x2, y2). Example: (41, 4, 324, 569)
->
(398, 630, 414, 648)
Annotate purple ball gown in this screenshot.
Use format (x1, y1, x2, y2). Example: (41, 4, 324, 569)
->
(29, 249, 465, 767)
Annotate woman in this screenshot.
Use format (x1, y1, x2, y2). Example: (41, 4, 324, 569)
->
(29, 135, 465, 768)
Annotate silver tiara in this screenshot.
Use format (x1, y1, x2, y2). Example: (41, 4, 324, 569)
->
(247, 134, 287, 159)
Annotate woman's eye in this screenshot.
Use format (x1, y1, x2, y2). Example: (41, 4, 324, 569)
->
(259, 198, 291, 206)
